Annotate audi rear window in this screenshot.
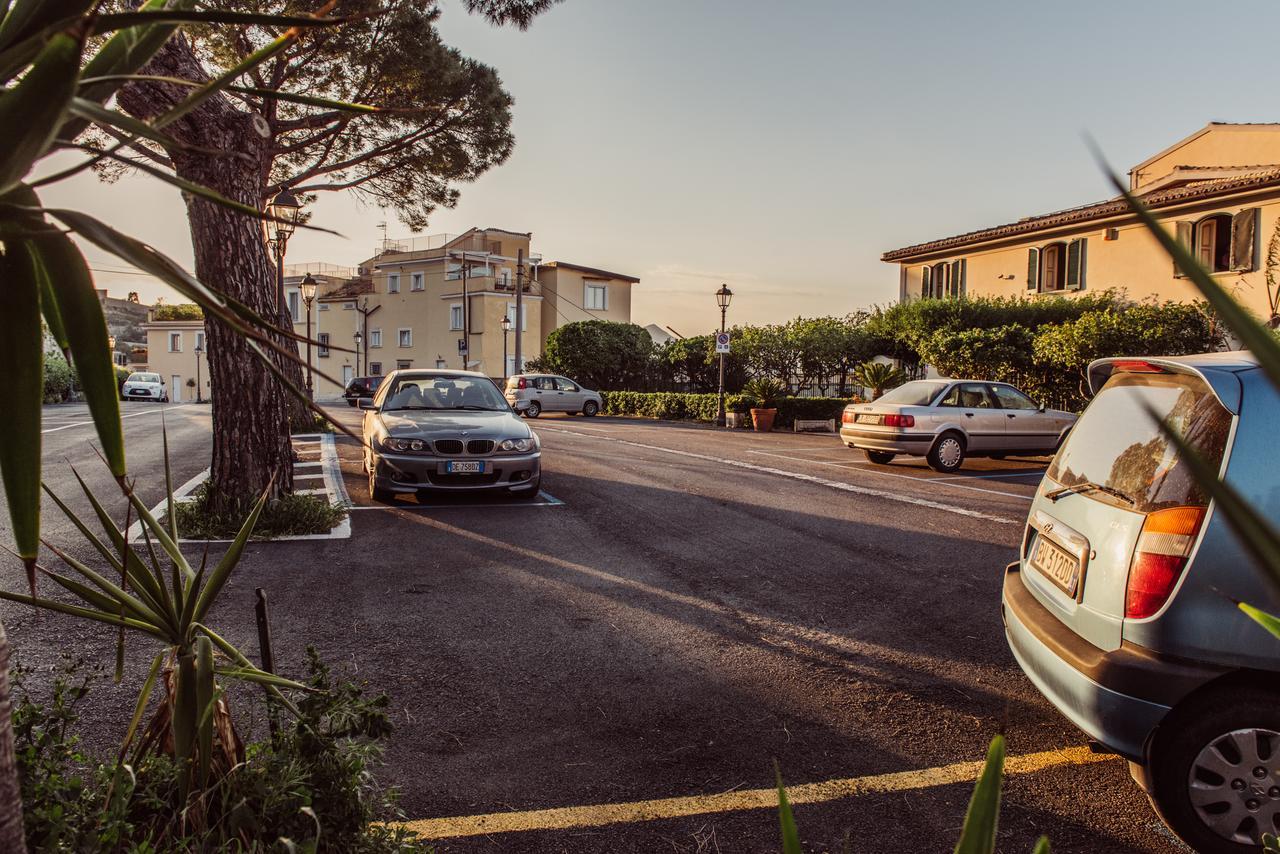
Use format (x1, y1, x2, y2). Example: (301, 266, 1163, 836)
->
(875, 380, 948, 406)
(1046, 372, 1232, 513)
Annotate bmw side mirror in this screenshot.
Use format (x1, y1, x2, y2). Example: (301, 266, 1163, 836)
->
(357, 398, 376, 410)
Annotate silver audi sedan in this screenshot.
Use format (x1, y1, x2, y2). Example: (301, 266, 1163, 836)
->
(839, 379, 1076, 473)
(360, 369, 541, 501)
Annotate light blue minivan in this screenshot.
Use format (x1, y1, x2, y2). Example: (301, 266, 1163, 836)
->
(1003, 352, 1280, 853)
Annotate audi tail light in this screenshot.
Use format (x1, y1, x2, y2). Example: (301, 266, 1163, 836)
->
(884, 414, 915, 428)
(1125, 506, 1206, 619)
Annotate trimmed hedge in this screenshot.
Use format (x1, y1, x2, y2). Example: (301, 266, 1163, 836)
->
(601, 391, 855, 428)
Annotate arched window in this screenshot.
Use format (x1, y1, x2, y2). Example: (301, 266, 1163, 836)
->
(1041, 242, 1067, 291)
(1195, 213, 1232, 273)
(920, 265, 931, 299)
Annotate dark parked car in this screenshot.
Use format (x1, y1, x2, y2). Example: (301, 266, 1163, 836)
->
(343, 375, 384, 407)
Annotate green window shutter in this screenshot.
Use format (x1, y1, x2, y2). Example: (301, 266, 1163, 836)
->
(1230, 208, 1259, 272)
(1175, 221, 1193, 276)
(920, 266, 931, 298)
(1026, 248, 1039, 291)
(950, 259, 964, 298)
(1066, 238, 1085, 290)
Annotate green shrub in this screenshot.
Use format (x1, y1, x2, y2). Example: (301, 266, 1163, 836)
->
(169, 482, 347, 539)
(43, 354, 77, 403)
(150, 303, 204, 321)
(601, 391, 854, 428)
(13, 652, 423, 852)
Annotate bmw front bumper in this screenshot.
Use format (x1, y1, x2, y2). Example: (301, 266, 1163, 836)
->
(372, 450, 541, 493)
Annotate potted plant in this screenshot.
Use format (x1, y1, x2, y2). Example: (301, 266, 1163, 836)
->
(851, 360, 906, 401)
(726, 393, 754, 428)
(742, 378, 785, 432)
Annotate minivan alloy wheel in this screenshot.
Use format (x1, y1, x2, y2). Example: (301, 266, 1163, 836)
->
(1188, 728, 1280, 845)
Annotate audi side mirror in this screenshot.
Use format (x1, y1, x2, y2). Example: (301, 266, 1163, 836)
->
(1038, 401, 1046, 412)
(358, 398, 377, 410)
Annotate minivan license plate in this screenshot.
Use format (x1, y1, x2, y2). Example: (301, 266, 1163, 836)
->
(1031, 536, 1080, 598)
(443, 461, 483, 474)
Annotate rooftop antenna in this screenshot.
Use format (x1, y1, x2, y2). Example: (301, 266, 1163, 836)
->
(376, 218, 389, 251)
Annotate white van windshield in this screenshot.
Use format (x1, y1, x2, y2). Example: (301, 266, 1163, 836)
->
(1046, 372, 1232, 513)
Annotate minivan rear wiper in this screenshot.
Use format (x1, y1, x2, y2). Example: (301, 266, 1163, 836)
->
(1045, 480, 1136, 506)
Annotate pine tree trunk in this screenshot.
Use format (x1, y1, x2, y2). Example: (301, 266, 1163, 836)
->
(118, 35, 293, 516)
(0, 621, 27, 853)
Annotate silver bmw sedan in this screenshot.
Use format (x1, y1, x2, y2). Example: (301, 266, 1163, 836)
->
(359, 369, 541, 501)
(839, 379, 1076, 473)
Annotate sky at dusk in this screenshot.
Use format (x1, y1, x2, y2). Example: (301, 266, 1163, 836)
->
(41, 0, 1280, 332)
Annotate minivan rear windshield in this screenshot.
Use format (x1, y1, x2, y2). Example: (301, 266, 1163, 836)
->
(875, 380, 948, 406)
(1046, 372, 1232, 513)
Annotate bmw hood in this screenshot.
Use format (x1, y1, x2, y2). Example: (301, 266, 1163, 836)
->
(377, 410, 531, 440)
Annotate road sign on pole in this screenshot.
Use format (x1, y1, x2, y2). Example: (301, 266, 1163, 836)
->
(457, 338, 467, 354)
(715, 332, 731, 354)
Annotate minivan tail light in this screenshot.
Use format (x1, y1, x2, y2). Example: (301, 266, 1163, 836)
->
(1125, 506, 1206, 619)
(883, 414, 915, 428)
(517, 377, 527, 389)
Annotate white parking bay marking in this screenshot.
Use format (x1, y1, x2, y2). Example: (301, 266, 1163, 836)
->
(537, 427, 1019, 524)
(41, 404, 195, 434)
(738, 448, 1035, 501)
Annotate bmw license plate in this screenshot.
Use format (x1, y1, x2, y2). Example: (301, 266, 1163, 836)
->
(1031, 535, 1081, 598)
(442, 460, 484, 474)
(856, 413, 882, 424)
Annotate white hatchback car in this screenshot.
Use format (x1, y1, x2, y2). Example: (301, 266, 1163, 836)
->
(120, 371, 169, 402)
(504, 374, 602, 418)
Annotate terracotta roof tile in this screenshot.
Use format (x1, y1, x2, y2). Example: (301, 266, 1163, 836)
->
(882, 166, 1280, 262)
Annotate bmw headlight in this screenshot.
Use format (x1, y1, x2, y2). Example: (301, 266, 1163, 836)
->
(499, 437, 535, 453)
(381, 437, 411, 452)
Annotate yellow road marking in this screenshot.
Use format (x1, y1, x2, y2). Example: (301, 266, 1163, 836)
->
(393, 746, 1116, 840)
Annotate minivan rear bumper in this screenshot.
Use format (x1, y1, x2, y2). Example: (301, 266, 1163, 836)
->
(1002, 562, 1226, 760)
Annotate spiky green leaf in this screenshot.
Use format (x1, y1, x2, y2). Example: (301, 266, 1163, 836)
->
(954, 735, 1005, 854)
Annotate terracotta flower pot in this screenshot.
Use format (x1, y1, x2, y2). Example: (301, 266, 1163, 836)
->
(750, 407, 777, 432)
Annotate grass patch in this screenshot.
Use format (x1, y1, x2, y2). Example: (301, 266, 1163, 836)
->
(291, 413, 334, 434)
(169, 482, 346, 539)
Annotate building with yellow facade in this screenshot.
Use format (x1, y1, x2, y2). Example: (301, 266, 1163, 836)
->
(287, 227, 640, 398)
(883, 123, 1280, 324)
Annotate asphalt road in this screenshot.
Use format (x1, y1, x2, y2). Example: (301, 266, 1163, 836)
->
(1, 404, 1187, 853)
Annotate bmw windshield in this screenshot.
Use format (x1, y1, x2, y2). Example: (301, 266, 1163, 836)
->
(380, 375, 509, 412)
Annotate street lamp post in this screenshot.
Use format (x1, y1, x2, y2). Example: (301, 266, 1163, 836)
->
(353, 330, 363, 377)
(193, 343, 204, 404)
(501, 313, 512, 383)
(715, 284, 733, 427)
(267, 187, 303, 327)
(299, 273, 318, 400)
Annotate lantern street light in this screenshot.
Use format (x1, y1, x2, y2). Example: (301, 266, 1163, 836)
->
(501, 313, 512, 383)
(193, 342, 204, 404)
(715, 284, 733, 427)
(353, 330, 363, 377)
(267, 187, 303, 328)
(299, 273, 318, 400)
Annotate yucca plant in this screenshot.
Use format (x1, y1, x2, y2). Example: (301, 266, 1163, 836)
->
(850, 360, 906, 400)
(0, 444, 305, 816)
(742, 376, 786, 409)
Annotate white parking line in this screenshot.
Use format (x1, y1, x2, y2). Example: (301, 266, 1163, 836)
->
(733, 449, 1034, 501)
(42, 404, 195, 434)
(537, 427, 1020, 524)
(348, 491, 564, 510)
(930, 470, 1046, 482)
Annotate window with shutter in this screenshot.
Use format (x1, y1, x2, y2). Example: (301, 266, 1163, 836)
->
(1194, 214, 1232, 272)
(1041, 243, 1067, 291)
(1027, 248, 1039, 291)
(950, 259, 965, 298)
(1065, 238, 1087, 290)
(920, 266, 931, 299)
(1175, 221, 1194, 276)
(1230, 208, 1259, 272)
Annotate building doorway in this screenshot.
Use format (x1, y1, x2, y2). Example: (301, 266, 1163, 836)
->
(170, 375, 181, 403)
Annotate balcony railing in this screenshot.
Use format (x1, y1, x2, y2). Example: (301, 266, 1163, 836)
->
(283, 262, 355, 278)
